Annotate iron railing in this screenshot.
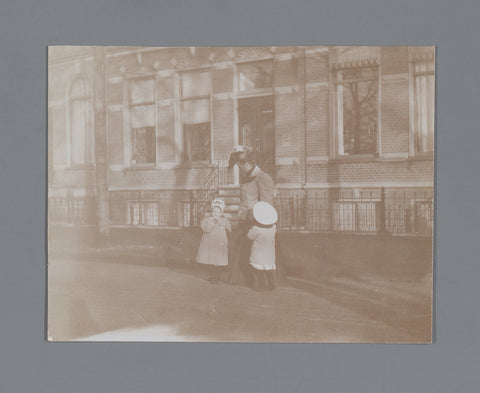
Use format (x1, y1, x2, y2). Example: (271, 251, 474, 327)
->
(48, 193, 96, 226)
(106, 161, 233, 228)
(189, 160, 232, 226)
(48, 186, 433, 235)
(274, 188, 433, 235)
(109, 191, 180, 227)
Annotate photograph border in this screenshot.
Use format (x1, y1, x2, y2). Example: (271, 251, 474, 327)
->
(1, 0, 479, 391)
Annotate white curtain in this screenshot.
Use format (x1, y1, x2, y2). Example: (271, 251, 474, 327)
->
(414, 63, 435, 153)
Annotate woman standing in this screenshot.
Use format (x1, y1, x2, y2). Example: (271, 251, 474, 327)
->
(227, 146, 275, 288)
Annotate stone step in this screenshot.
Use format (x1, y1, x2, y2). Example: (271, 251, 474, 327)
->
(220, 184, 239, 189)
(218, 188, 240, 197)
(213, 195, 240, 205)
(206, 204, 239, 213)
(204, 211, 236, 219)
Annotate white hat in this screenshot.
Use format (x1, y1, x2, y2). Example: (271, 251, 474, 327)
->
(252, 201, 278, 226)
(211, 199, 225, 213)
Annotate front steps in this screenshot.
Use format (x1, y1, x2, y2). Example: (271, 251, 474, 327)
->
(204, 184, 240, 219)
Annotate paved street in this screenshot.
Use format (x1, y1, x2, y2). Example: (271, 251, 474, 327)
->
(48, 256, 431, 343)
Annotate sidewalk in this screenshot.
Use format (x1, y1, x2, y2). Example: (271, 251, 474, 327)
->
(49, 226, 433, 279)
(49, 236, 432, 342)
(48, 226, 433, 301)
(48, 255, 431, 342)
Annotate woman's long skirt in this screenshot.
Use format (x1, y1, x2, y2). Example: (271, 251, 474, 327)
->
(228, 221, 254, 287)
(228, 221, 287, 288)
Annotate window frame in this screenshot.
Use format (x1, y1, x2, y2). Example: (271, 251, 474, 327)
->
(66, 75, 95, 169)
(126, 75, 157, 167)
(178, 67, 213, 166)
(236, 58, 274, 97)
(331, 64, 381, 161)
(409, 53, 435, 158)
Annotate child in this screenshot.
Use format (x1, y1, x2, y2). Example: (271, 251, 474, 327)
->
(196, 199, 231, 283)
(247, 201, 278, 291)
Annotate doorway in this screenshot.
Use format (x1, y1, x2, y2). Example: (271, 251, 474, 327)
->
(238, 96, 275, 180)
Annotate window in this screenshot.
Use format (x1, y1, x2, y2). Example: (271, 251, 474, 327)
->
(69, 77, 94, 166)
(128, 78, 156, 165)
(335, 66, 379, 156)
(412, 59, 435, 154)
(238, 60, 273, 91)
(180, 70, 211, 163)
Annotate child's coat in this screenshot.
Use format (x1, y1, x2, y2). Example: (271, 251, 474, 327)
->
(196, 216, 231, 266)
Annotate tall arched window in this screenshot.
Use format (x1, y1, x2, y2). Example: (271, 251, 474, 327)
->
(68, 76, 94, 166)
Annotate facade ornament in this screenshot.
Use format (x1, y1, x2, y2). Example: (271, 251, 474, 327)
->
(330, 46, 381, 70)
(235, 47, 272, 61)
(227, 48, 235, 59)
(409, 46, 435, 62)
(120, 60, 156, 77)
(174, 54, 210, 70)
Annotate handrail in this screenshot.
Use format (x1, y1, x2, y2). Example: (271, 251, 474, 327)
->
(193, 160, 231, 223)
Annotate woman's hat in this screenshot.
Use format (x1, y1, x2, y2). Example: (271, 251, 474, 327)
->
(252, 201, 278, 226)
(211, 199, 225, 213)
(233, 145, 247, 153)
(228, 145, 254, 168)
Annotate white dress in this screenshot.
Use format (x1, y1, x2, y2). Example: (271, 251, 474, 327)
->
(247, 225, 277, 270)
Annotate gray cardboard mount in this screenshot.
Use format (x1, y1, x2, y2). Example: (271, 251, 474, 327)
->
(1, 0, 480, 392)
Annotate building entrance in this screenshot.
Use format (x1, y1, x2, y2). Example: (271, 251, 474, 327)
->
(238, 96, 275, 180)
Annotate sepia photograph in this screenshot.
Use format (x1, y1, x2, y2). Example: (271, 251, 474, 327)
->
(47, 45, 434, 342)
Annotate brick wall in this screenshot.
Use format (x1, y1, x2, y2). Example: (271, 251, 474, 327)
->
(157, 75, 175, 100)
(305, 86, 329, 158)
(108, 110, 124, 165)
(274, 93, 300, 157)
(274, 57, 298, 86)
(307, 159, 433, 184)
(51, 169, 96, 188)
(305, 51, 329, 83)
(380, 76, 410, 155)
(109, 167, 213, 189)
(51, 105, 67, 165)
(381, 47, 409, 75)
(212, 98, 234, 161)
(156, 103, 176, 162)
(212, 66, 233, 93)
(274, 91, 304, 183)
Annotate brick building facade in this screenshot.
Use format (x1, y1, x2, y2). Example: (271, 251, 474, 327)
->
(48, 46, 434, 235)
